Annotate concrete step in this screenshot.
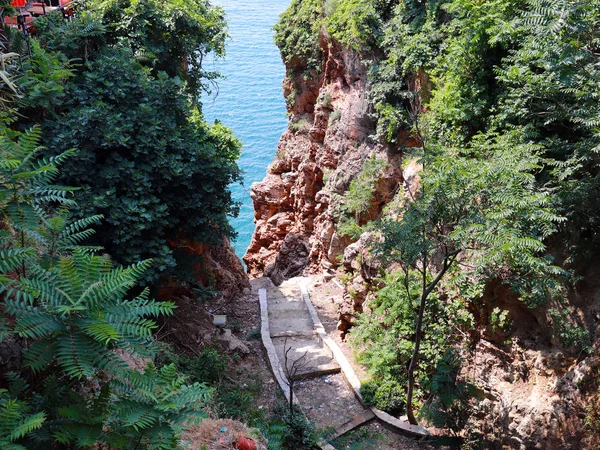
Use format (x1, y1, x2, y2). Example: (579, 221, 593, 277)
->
(268, 288, 301, 299)
(272, 337, 338, 378)
(269, 309, 311, 321)
(295, 373, 368, 431)
(269, 316, 314, 336)
(267, 295, 307, 313)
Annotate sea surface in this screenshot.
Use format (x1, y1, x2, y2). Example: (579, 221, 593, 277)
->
(202, 0, 290, 261)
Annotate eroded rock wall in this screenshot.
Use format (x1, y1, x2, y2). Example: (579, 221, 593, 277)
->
(243, 37, 403, 281)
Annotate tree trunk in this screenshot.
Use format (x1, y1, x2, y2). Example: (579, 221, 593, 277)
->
(406, 289, 427, 425)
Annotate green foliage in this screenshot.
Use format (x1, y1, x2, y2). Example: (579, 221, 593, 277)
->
(326, 0, 383, 51)
(5, 250, 175, 377)
(0, 124, 212, 448)
(350, 270, 473, 415)
(20, 13, 242, 284)
(89, 0, 227, 101)
(274, 403, 318, 449)
(380, 132, 566, 306)
(177, 348, 227, 385)
(329, 109, 341, 123)
(490, 307, 512, 333)
(548, 307, 591, 353)
(0, 386, 45, 450)
(34, 0, 227, 102)
(246, 327, 261, 340)
(289, 118, 308, 133)
(274, 0, 323, 73)
(333, 155, 388, 238)
(330, 424, 382, 450)
(420, 349, 478, 434)
(110, 363, 212, 449)
(360, 378, 406, 414)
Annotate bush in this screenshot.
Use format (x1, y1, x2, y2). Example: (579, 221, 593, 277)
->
(274, 0, 323, 73)
(278, 403, 318, 449)
(361, 379, 406, 415)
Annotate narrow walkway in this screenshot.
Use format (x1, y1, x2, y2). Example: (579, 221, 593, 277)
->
(259, 276, 430, 449)
(259, 278, 374, 448)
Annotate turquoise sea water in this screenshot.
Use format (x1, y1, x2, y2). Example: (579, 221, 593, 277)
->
(203, 0, 290, 261)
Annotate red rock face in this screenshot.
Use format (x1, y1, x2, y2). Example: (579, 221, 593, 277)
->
(243, 33, 406, 282)
(159, 236, 249, 302)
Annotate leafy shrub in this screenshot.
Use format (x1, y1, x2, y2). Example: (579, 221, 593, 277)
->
(350, 270, 473, 415)
(24, 33, 241, 284)
(420, 350, 478, 434)
(274, 0, 323, 73)
(329, 109, 342, 123)
(333, 155, 388, 238)
(361, 378, 406, 415)
(330, 422, 382, 449)
(289, 118, 309, 133)
(490, 307, 512, 333)
(275, 403, 318, 449)
(247, 327, 261, 340)
(88, 0, 227, 100)
(177, 348, 228, 385)
(0, 123, 212, 449)
(549, 307, 592, 353)
(326, 0, 382, 51)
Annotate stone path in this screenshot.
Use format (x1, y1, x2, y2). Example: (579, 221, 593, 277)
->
(259, 278, 373, 449)
(259, 276, 431, 449)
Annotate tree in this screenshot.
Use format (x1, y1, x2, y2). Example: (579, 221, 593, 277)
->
(21, 10, 241, 284)
(379, 120, 565, 424)
(0, 122, 212, 448)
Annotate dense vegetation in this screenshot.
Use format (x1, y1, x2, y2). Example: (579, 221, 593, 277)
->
(0, 0, 248, 448)
(19, 1, 241, 284)
(276, 0, 599, 438)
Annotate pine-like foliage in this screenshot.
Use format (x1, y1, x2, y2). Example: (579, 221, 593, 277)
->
(0, 121, 211, 448)
(0, 383, 45, 450)
(3, 250, 175, 379)
(110, 363, 212, 449)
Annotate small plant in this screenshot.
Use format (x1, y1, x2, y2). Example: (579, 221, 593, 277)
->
(420, 349, 478, 435)
(360, 378, 406, 415)
(289, 118, 308, 133)
(287, 88, 298, 107)
(274, 402, 318, 449)
(338, 272, 354, 285)
(549, 307, 591, 353)
(490, 307, 512, 333)
(282, 338, 310, 417)
(331, 424, 382, 449)
(329, 109, 342, 123)
(247, 327, 261, 340)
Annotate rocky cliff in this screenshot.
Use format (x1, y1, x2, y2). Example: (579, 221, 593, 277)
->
(244, 36, 404, 283)
(244, 27, 599, 449)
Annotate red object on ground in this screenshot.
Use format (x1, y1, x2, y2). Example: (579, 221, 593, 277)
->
(235, 436, 256, 450)
(11, 0, 27, 7)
